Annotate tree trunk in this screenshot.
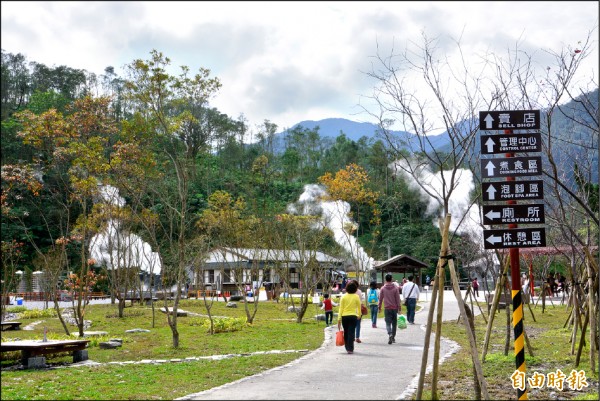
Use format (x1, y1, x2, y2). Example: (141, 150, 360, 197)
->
(430, 216, 450, 400)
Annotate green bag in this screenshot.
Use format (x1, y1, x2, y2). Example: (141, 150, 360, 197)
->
(398, 314, 407, 329)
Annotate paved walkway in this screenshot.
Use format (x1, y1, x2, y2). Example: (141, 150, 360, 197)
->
(178, 289, 481, 400)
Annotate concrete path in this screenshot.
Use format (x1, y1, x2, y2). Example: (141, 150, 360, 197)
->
(178, 289, 482, 400)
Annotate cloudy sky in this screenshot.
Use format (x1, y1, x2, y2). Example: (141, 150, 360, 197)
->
(2, 1, 598, 132)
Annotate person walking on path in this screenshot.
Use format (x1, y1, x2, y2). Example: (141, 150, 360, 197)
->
(367, 281, 379, 328)
(351, 279, 364, 343)
(378, 273, 401, 344)
(337, 280, 361, 354)
(321, 293, 338, 326)
(472, 277, 480, 298)
(402, 275, 420, 324)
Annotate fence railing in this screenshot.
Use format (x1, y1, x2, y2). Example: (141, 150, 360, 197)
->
(7, 291, 109, 302)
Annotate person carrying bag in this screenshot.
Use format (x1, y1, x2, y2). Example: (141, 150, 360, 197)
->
(402, 276, 420, 324)
(336, 329, 345, 346)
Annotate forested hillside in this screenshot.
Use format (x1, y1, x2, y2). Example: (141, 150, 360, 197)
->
(0, 49, 445, 292)
(1, 48, 598, 299)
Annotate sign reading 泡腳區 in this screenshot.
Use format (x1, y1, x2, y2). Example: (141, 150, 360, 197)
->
(479, 110, 540, 131)
(481, 180, 544, 201)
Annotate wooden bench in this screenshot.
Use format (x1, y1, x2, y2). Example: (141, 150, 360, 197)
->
(1, 321, 22, 331)
(1, 339, 90, 368)
(486, 293, 512, 312)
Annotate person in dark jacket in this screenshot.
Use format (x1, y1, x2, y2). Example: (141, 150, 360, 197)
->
(378, 273, 401, 344)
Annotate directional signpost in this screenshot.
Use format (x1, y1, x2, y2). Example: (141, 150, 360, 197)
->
(481, 156, 542, 178)
(482, 180, 544, 201)
(480, 109, 545, 401)
(482, 204, 545, 225)
(483, 227, 546, 249)
(479, 110, 540, 130)
(480, 132, 542, 154)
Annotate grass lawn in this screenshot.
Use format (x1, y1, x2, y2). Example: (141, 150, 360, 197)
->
(1, 299, 326, 400)
(415, 300, 599, 400)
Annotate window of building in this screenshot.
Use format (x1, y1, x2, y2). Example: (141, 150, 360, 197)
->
(290, 268, 299, 289)
(203, 270, 215, 284)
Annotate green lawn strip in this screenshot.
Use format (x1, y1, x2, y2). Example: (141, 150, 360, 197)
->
(416, 304, 599, 400)
(1, 353, 301, 400)
(1, 300, 325, 364)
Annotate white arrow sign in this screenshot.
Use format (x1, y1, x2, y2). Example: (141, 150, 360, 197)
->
(485, 137, 496, 153)
(485, 160, 496, 176)
(484, 114, 494, 129)
(486, 234, 502, 245)
(486, 184, 497, 200)
(485, 210, 501, 220)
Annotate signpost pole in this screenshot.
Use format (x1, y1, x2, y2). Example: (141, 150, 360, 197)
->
(506, 128, 527, 400)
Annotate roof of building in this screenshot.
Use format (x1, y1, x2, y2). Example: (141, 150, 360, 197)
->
(204, 247, 344, 265)
(372, 254, 429, 272)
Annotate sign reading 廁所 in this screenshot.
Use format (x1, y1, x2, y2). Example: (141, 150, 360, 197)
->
(482, 204, 545, 225)
(479, 110, 540, 131)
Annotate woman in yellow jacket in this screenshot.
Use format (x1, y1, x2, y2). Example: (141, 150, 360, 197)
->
(337, 280, 361, 354)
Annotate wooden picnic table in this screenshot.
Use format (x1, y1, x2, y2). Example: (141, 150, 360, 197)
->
(1, 339, 90, 368)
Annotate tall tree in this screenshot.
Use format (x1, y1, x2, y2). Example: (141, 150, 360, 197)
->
(123, 49, 221, 347)
(14, 95, 118, 336)
(318, 163, 381, 281)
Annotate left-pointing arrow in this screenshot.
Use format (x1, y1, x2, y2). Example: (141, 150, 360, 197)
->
(485, 210, 501, 220)
(486, 234, 502, 244)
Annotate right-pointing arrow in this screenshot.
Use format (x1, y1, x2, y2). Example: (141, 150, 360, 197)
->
(486, 234, 502, 245)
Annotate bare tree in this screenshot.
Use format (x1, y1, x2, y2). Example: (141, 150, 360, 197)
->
(362, 31, 491, 399)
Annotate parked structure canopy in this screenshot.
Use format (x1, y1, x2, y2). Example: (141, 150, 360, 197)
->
(373, 254, 430, 286)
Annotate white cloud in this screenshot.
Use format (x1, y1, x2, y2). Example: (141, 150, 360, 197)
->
(2, 1, 597, 132)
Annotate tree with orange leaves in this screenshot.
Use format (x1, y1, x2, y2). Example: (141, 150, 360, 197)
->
(318, 163, 381, 280)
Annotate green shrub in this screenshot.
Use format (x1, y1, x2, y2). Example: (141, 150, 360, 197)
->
(189, 316, 246, 333)
(6, 306, 28, 314)
(19, 308, 58, 319)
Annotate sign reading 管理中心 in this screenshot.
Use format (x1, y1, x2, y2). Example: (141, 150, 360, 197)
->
(480, 132, 542, 154)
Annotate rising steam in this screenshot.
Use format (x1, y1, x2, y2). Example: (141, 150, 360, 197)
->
(288, 184, 374, 271)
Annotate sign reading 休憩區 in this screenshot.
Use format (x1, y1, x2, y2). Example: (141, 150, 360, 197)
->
(483, 227, 546, 249)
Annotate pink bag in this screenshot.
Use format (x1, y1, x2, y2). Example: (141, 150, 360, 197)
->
(336, 330, 345, 346)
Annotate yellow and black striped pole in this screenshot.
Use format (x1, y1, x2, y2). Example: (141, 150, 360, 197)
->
(511, 274, 527, 399)
(506, 126, 527, 400)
